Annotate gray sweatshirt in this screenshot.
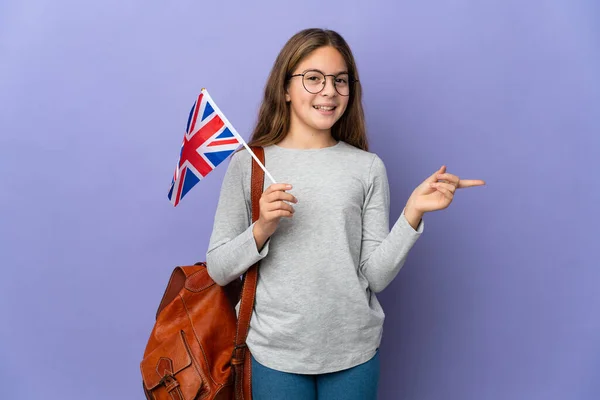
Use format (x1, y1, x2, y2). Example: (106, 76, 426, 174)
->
(206, 141, 423, 374)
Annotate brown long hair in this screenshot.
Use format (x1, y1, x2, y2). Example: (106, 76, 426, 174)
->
(247, 28, 368, 151)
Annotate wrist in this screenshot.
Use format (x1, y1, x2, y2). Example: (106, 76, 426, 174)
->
(404, 204, 424, 230)
(252, 220, 270, 251)
(253, 220, 265, 239)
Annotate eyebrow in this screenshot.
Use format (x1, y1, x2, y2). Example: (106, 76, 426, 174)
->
(301, 68, 349, 75)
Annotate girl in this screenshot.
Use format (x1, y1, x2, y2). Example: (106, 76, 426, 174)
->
(206, 28, 485, 400)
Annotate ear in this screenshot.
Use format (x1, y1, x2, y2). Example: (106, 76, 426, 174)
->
(285, 90, 291, 102)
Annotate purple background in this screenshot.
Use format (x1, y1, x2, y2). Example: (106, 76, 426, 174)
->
(1, 1, 599, 399)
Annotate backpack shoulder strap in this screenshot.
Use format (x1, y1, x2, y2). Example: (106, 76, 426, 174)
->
(232, 146, 264, 386)
(235, 146, 264, 345)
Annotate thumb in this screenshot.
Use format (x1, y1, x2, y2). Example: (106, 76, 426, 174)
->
(425, 165, 446, 183)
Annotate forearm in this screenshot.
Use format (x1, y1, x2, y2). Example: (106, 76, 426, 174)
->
(360, 210, 423, 293)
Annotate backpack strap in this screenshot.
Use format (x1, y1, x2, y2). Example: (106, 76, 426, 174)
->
(232, 146, 264, 398)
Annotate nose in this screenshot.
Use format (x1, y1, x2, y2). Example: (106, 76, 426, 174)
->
(320, 76, 337, 96)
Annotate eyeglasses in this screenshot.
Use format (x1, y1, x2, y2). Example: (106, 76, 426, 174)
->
(288, 69, 356, 96)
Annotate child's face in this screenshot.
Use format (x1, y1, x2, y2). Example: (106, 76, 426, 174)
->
(286, 46, 350, 136)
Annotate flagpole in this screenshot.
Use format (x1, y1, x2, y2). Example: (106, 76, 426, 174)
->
(201, 88, 277, 185)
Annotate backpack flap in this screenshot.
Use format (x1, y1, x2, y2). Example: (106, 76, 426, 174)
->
(140, 330, 203, 397)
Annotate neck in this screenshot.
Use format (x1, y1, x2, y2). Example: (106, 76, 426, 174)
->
(277, 127, 337, 150)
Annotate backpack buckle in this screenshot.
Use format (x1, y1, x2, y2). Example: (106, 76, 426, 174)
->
(159, 373, 180, 393)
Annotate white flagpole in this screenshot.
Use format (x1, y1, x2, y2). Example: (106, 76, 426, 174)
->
(201, 88, 277, 185)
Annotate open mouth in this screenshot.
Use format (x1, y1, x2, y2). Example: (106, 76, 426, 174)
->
(313, 105, 337, 112)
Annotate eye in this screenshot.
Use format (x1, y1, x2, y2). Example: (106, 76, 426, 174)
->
(335, 75, 349, 86)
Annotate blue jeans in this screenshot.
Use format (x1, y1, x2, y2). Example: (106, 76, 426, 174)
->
(251, 350, 380, 400)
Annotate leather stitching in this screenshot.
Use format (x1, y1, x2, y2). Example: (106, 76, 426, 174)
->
(180, 295, 219, 388)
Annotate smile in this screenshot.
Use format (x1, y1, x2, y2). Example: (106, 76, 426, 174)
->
(313, 105, 336, 111)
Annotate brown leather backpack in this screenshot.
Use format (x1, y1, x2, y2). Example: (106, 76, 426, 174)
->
(140, 147, 265, 400)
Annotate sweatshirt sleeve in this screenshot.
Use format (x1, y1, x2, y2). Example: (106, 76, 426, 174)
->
(206, 150, 270, 286)
(358, 155, 424, 293)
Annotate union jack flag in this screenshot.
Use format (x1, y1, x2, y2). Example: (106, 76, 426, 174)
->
(168, 90, 243, 206)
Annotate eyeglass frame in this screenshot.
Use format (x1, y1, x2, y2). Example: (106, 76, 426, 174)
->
(288, 69, 358, 96)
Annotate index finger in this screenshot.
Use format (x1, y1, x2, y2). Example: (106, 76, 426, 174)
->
(265, 183, 293, 193)
(457, 179, 486, 188)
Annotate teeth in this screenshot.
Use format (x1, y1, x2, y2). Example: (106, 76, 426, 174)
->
(314, 106, 335, 111)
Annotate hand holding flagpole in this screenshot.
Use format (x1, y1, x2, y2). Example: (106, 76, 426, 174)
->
(198, 89, 295, 247)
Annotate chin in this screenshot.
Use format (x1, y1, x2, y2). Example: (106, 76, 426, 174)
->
(311, 116, 343, 131)
(310, 122, 337, 132)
